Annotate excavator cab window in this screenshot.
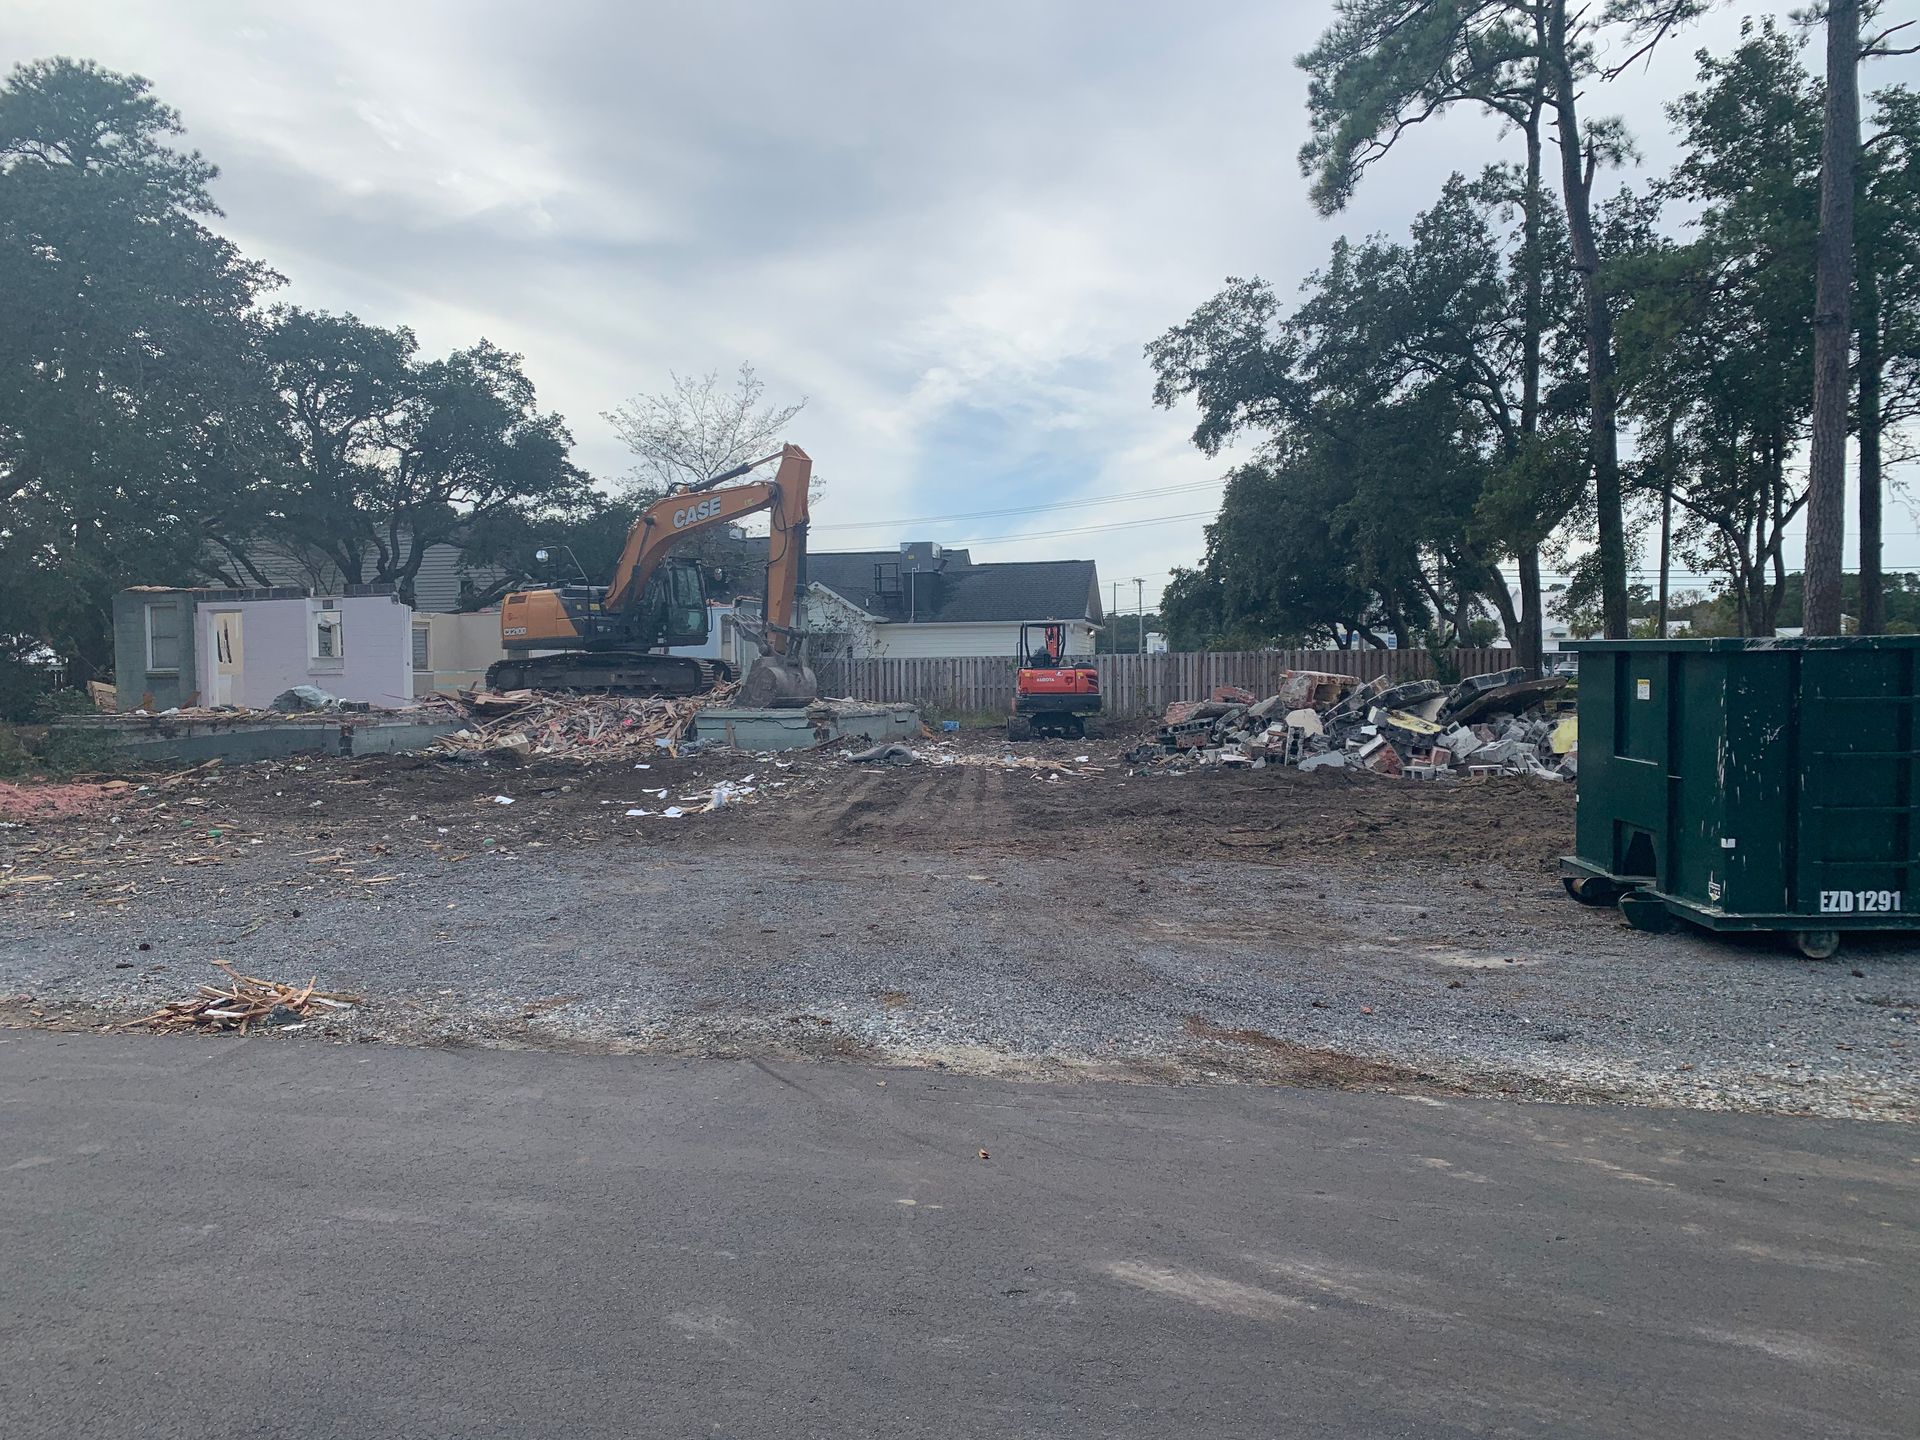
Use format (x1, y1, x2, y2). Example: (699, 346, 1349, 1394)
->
(1020, 622, 1066, 669)
(662, 560, 709, 646)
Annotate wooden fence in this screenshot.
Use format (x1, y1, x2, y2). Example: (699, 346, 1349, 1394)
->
(814, 648, 1517, 718)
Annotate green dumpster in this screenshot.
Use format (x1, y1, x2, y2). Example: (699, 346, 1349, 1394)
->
(1560, 636, 1920, 958)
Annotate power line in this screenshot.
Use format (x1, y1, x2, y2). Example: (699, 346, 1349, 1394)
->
(932, 509, 1219, 547)
(811, 477, 1226, 532)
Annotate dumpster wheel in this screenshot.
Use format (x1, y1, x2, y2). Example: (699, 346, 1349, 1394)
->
(1618, 892, 1674, 933)
(1562, 875, 1622, 907)
(1794, 929, 1841, 961)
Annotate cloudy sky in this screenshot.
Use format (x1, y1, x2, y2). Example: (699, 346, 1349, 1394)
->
(7, 0, 1887, 614)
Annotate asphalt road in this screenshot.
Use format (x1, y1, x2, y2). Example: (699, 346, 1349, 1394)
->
(2, 1034, 1914, 1439)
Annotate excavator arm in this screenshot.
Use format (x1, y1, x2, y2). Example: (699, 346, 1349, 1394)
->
(605, 443, 812, 658)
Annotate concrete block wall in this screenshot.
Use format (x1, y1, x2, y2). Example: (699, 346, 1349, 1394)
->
(114, 586, 415, 711)
(113, 590, 202, 711)
(194, 593, 413, 709)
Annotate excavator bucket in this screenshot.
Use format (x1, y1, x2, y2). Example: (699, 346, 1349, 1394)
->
(737, 652, 818, 709)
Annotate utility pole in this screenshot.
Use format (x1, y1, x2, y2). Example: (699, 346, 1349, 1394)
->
(1135, 578, 1145, 654)
(1657, 414, 1675, 639)
(1803, 0, 1860, 634)
(1657, 485, 1671, 640)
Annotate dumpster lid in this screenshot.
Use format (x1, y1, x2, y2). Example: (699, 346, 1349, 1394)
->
(1564, 635, 1920, 653)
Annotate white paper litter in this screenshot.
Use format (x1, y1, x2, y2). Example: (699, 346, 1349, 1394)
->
(625, 808, 653, 817)
(492, 795, 515, 805)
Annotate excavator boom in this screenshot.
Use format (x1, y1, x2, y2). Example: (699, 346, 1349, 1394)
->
(607, 444, 810, 639)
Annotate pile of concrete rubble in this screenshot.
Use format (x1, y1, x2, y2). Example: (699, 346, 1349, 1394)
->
(1134, 667, 1576, 781)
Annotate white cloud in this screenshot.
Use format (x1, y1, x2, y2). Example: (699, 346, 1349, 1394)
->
(3, 0, 1834, 608)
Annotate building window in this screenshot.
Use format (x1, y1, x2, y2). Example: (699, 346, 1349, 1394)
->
(311, 605, 344, 668)
(411, 623, 430, 671)
(719, 613, 734, 662)
(145, 602, 181, 673)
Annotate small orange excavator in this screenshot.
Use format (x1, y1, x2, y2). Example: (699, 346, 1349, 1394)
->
(488, 443, 817, 706)
(1007, 621, 1101, 739)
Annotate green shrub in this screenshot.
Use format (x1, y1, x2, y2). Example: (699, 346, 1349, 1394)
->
(35, 724, 126, 777)
(30, 688, 94, 721)
(0, 649, 56, 723)
(0, 726, 31, 777)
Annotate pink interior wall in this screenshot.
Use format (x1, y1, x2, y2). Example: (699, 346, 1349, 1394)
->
(196, 595, 415, 709)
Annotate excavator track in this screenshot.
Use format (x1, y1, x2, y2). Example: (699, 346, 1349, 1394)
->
(483, 652, 734, 697)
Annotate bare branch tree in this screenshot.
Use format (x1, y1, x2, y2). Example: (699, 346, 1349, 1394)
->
(1861, 12, 1918, 58)
(603, 363, 806, 497)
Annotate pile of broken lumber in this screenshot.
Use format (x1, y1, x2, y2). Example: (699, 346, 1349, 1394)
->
(434, 683, 741, 760)
(120, 961, 359, 1034)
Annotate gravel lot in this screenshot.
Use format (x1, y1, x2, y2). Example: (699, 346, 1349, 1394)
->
(2, 734, 1915, 1118)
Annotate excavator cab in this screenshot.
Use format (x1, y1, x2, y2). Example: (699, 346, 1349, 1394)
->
(644, 559, 712, 649)
(1024, 623, 1066, 668)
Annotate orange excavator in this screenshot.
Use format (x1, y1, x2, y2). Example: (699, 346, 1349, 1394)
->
(488, 443, 817, 706)
(1007, 621, 1101, 739)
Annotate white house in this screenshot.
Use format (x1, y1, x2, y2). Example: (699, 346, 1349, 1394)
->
(801, 543, 1103, 659)
(114, 585, 414, 712)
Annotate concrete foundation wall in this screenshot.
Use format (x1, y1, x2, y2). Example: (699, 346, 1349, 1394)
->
(692, 705, 920, 750)
(58, 715, 461, 763)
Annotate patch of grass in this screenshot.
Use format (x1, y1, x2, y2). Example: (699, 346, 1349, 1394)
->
(921, 708, 1008, 731)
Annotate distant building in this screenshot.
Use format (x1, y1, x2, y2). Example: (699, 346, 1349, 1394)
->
(1505, 583, 1586, 651)
(217, 535, 510, 614)
(801, 543, 1102, 658)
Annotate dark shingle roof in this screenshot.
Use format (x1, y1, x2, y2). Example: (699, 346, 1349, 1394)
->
(807, 549, 1102, 625)
(230, 537, 508, 613)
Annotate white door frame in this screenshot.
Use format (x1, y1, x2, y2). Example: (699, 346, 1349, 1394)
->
(205, 608, 243, 706)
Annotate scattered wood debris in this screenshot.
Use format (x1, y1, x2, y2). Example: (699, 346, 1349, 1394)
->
(432, 684, 741, 760)
(919, 748, 1100, 777)
(118, 960, 360, 1034)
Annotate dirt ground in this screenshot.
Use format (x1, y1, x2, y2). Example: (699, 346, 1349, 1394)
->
(0, 731, 1565, 870)
(1, 728, 1914, 1118)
